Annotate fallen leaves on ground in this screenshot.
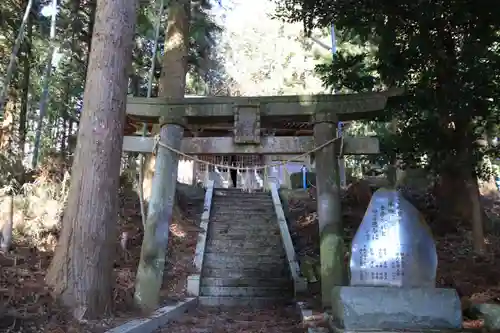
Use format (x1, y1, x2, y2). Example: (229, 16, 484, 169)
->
(0, 183, 205, 332)
(287, 186, 500, 329)
(156, 305, 305, 333)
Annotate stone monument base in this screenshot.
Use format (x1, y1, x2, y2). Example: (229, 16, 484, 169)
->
(331, 286, 462, 330)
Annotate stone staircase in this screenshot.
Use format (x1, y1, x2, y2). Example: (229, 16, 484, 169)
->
(198, 188, 294, 306)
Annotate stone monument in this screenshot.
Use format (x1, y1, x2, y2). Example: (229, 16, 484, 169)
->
(331, 188, 462, 331)
(349, 188, 437, 287)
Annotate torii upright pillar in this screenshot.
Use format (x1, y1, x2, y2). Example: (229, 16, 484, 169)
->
(314, 111, 345, 308)
(134, 114, 185, 312)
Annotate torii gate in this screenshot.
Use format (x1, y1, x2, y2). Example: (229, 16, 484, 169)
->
(123, 89, 401, 307)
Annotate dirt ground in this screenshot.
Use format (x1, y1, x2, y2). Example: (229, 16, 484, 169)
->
(156, 305, 305, 333)
(0, 181, 205, 333)
(283, 185, 500, 329)
(4, 173, 500, 332)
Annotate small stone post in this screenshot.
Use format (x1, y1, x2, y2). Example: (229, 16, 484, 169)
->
(134, 115, 185, 312)
(314, 112, 344, 308)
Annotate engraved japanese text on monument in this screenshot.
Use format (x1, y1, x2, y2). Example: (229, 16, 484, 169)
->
(350, 189, 437, 288)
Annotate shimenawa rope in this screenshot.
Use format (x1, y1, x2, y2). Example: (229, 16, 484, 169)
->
(151, 134, 343, 170)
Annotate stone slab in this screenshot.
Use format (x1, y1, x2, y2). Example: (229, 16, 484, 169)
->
(200, 277, 291, 288)
(270, 183, 308, 295)
(331, 328, 470, 333)
(186, 274, 200, 296)
(202, 267, 288, 279)
(203, 253, 287, 265)
(295, 301, 331, 333)
(122, 136, 380, 155)
(205, 239, 282, 249)
(200, 286, 290, 297)
(192, 180, 214, 274)
(198, 296, 291, 307)
(125, 90, 401, 119)
(472, 303, 500, 329)
(209, 223, 279, 230)
(204, 247, 286, 256)
(203, 260, 287, 270)
(331, 286, 462, 330)
(105, 298, 197, 333)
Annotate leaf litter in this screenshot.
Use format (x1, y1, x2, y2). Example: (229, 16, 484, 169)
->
(0, 177, 205, 332)
(3, 171, 500, 332)
(156, 305, 305, 333)
(285, 184, 500, 330)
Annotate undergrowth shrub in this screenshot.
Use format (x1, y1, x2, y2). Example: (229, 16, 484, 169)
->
(0, 152, 70, 251)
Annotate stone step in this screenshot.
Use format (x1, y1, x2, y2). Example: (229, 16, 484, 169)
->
(211, 205, 274, 211)
(209, 219, 277, 226)
(209, 217, 276, 223)
(200, 286, 292, 298)
(205, 239, 283, 250)
(204, 247, 286, 256)
(212, 212, 274, 218)
(209, 214, 276, 223)
(198, 296, 292, 307)
(203, 267, 289, 279)
(212, 197, 274, 204)
(209, 219, 276, 225)
(207, 232, 282, 241)
(213, 192, 272, 198)
(200, 277, 292, 288)
(212, 197, 274, 207)
(214, 189, 270, 193)
(204, 260, 288, 272)
(208, 227, 281, 236)
(203, 253, 286, 265)
(210, 208, 275, 215)
(212, 194, 273, 203)
(208, 224, 280, 232)
(213, 197, 272, 202)
(208, 222, 280, 235)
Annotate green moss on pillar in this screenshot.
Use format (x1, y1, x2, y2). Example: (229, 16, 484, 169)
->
(314, 118, 345, 308)
(320, 224, 345, 307)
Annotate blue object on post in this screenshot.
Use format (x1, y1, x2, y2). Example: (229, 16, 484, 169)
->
(301, 165, 307, 189)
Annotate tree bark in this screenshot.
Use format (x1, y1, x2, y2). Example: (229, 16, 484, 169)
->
(435, 158, 486, 254)
(18, 10, 32, 156)
(466, 175, 486, 254)
(45, 0, 138, 319)
(32, 0, 58, 168)
(0, 90, 18, 153)
(0, 0, 33, 116)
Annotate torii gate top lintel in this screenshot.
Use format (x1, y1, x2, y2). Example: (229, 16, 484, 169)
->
(122, 88, 403, 155)
(125, 88, 403, 122)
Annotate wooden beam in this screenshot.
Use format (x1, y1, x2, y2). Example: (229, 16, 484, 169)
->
(126, 89, 403, 121)
(122, 136, 379, 155)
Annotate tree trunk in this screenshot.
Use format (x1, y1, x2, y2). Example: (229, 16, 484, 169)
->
(467, 175, 486, 254)
(32, 0, 58, 168)
(0, 0, 33, 116)
(435, 162, 486, 254)
(0, 90, 18, 153)
(158, 0, 190, 98)
(60, 115, 68, 153)
(45, 0, 137, 319)
(18, 11, 32, 157)
(435, 171, 470, 222)
(85, 0, 97, 75)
